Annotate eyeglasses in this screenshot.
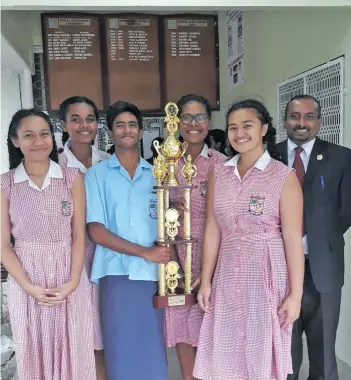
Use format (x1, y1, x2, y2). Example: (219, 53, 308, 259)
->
(181, 114, 208, 125)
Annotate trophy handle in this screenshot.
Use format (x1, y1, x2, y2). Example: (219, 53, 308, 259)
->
(153, 140, 162, 156)
(180, 141, 188, 158)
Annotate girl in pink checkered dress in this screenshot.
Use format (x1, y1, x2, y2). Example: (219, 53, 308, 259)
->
(193, 100, 305, 380)
(164, 94, 226, 380)
(58, 96, 109, 380)
(1, 109, 95, 380)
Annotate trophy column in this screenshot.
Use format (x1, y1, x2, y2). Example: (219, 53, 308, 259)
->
(183, 187, 192, 294)
(157, 188, 166, 296)
(152, 102, 197, 309)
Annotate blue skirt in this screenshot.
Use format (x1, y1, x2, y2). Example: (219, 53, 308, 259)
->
(99, 275, 167, 380)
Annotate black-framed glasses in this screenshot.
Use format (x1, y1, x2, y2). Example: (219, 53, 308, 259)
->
(181, 114, 208, 125)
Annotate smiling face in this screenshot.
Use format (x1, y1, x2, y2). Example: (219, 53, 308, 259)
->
(179, 101, 210, 146)
(227, 108, 268, 154)
(11, 116, 53, 163)
(62, 102, 98, 145)
(112, 111, 142, 151)
(285, 98, 321, 145)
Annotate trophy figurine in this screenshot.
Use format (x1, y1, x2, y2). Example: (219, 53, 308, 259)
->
(152, 102, 197, 309)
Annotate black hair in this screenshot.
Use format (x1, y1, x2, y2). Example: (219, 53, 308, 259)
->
(284, 94, 321, 120)
(176, 94, 212, 147)
(151, 137, 164, 156)
(106, 101, 142, 131)
(209, 129, 226, 154)
(226, 99, 281, 161)
(59, 96, 99, 146)
(7, 109, 59, 170)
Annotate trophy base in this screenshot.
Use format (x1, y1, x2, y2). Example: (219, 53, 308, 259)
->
(153, 291, 197, 309)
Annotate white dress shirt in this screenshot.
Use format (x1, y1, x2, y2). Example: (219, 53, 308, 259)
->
(287, 138, 316, 255)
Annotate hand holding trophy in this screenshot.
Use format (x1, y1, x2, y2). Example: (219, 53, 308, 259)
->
(152, 102, 197, 308)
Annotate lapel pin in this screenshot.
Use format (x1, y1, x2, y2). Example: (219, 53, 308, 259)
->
(317, 154, 323, 161)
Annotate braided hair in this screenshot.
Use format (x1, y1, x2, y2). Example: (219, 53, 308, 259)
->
(7, 109, 59, 170)
(225, 99, 281, 161)
(59, 96, 99, 146)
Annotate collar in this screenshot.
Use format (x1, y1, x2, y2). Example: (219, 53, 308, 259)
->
(14, 160, 63, 191)
(182, 144, 211, 164)
(108, 153, 151, 170)
(200, 144, 210, 158)
(224, 150, 271, 171)
(287, 138, 315, 158)
(64, 140, 103, 173)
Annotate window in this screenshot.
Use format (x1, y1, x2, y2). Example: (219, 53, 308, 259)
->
(276, 57, 344, 145)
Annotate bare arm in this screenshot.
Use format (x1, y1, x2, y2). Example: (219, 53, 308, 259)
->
(88, 223, 145, 258)
(201, 169, 221, 286)
(280, 172, 305, 299)
(88, 222, 170, 264)
(70, 173, 87, 285)
(1, 189, 32, 292)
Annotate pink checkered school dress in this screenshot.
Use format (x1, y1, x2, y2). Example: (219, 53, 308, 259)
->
(193, 157, 293, 380)
(1, 167, 96, 380)
(59, 149, 109, 350)
(164, 149, 226, 347)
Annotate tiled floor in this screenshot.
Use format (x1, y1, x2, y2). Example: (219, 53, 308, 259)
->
(166, 343, 351, 380)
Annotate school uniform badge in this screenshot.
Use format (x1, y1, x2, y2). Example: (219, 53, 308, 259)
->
(61, 201, 72, 217)
(200, 181, 208, 197)
(149, 198, 158, 219)
(248, 195, 265, 216)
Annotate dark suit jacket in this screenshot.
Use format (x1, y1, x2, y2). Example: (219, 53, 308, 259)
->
(277, 138, 351, 293)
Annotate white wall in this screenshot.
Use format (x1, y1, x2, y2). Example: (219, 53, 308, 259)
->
(1, 71, 22, 173)
(1, 11, 35, 73)
(216, 8, 351, 365)
(1, 0, 350, 9)
(1, 33, 34, 173)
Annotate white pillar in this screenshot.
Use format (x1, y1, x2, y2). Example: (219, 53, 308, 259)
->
(19, 69, 33, 108)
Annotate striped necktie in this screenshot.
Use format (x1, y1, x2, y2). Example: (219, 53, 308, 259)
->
(293, 146, 305, 235)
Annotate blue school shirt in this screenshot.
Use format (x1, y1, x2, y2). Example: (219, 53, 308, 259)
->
(84, 154, 159, 283)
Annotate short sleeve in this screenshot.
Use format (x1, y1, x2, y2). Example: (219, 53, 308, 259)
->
(99, 150, 111, 160)
(210, 149, 227, 164)
(58, 152, 68, 167)
(62, 167, 79, 190)
(1, 172, 12, 199)
(84, 167, 106, 226)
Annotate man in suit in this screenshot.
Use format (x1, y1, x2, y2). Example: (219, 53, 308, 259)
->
(277, 94, 351, 380)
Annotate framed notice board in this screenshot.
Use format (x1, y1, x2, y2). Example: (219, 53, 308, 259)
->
(41, 13, 219, 113)
(103, 14, 162, 112)
(41, 13, 104, 111)
(163, 15, 219, 109)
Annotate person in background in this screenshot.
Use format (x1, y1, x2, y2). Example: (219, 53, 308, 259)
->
(58, 96, 109, 380)
(164, 94, 227, 380)
(146, 136, 164, 165)
(208, 129, 227, 155)
(277, 95, 351, 380)
(1, 109, 95, 380)
(84, 101, 169, 380)
(209, 128, 238, 157)
(193, 99, 304, 380)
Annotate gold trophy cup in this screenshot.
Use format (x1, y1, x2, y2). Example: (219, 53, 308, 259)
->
(152, 102, 197, 308)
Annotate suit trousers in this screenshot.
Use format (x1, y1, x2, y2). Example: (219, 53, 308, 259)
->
(287, 259, 342, 380)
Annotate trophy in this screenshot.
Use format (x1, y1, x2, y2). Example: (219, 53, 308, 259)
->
(152, 102, 197, 309)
